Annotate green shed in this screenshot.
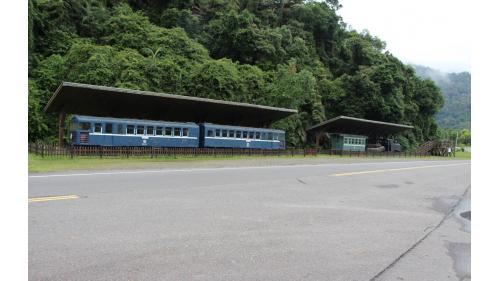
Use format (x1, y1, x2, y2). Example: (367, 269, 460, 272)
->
(329, 133, 367, 151)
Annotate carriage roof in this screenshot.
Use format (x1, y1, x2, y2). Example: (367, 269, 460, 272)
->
(72, 115, 198, 127)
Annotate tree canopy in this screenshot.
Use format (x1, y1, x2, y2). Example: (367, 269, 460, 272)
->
(28, 0, 444, 148)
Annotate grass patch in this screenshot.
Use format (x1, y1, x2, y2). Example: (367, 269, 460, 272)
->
(454, 151, 471, 159)
(28, 153, 255, 173)
(28, 151, 470, 173)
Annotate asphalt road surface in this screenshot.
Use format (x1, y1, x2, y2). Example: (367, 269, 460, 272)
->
(29, 159, 471, 281)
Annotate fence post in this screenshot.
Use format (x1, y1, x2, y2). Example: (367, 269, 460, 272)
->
(100, 146, 103, 159)
(70, 145, 74, 159)
(41, 144, 45, 158)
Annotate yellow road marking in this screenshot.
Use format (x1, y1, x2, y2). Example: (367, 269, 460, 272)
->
(331, 163, 469, 177)
(28, 195, 79, 203)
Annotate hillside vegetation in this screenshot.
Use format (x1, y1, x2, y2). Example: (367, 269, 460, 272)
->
(28, 0, 444, 148)
(412, 65, 471, 130)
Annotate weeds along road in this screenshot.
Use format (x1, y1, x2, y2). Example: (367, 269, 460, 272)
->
(29, 159, 471, 281)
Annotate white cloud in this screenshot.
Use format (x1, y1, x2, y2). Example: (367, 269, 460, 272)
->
(337, 0, 471, 73)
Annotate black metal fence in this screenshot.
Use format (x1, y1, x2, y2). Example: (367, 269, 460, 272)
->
(28, 143, 433, 159)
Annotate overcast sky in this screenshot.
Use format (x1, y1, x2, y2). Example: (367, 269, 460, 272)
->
(337, 0, 470, 73)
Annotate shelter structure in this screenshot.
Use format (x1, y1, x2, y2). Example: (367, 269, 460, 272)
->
(307, 115, 413, 150)
(45, 82, 298, 145)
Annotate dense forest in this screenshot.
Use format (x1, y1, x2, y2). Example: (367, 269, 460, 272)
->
(412, 65, 471, 130)
(28, 0, 444, 149)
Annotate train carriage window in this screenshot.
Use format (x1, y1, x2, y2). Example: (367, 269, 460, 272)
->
(267, 133, 273, 140)
(79, 122, 91, 131)
(156, 127, 163, 136)
(105, 123, 113, 134)
(146, 126, 154, 135)
(215, 129, 221, 137)
(126, 125, 135, 134)
(229, 130, 234, 138)
(261, 133, 266, 140)
(273, 133, 278, 140)
(249, 132, 254, 139)
(243, 131, 248, 139)
(182, 128, 189, 137)
(94, 123, 102, 133)
(174, 128, 181, 136)
(117, 124, 125, 135)
(137, 125, 145, 135)
(222, 130, 228, 137)
(236, 131, 241, 138)
(207, 130, 214, 137)
(255, 132, 261, 139)
(165, 127, 172, 136)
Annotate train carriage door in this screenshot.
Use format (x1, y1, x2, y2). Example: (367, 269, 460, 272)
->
(199, 124, 206, 147)
(136, 125, 147, 145)
(279, 133, 285, 149)
(104, 123, 113, 145)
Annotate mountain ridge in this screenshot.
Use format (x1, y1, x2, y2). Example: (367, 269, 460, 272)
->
(411, 64, 471, 129)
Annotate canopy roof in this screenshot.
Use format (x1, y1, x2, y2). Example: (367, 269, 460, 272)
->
(307, 115, 413, 137)
(45, 82, 297, 127)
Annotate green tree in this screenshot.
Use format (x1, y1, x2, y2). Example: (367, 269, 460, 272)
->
(28, 0, 445, 148)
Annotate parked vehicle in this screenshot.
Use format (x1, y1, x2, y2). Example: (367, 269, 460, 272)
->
(70, 115, 285, 149)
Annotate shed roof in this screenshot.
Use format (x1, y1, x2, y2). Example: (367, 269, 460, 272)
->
(45, 82, 297, 127)
(307, 115, 413, 137)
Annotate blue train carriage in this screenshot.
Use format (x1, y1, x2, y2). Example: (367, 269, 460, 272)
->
(199, 123, 285, 149)
(70, 115, 199, 147)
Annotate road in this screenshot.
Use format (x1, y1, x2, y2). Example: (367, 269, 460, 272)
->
(29, 159, 471, 281)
